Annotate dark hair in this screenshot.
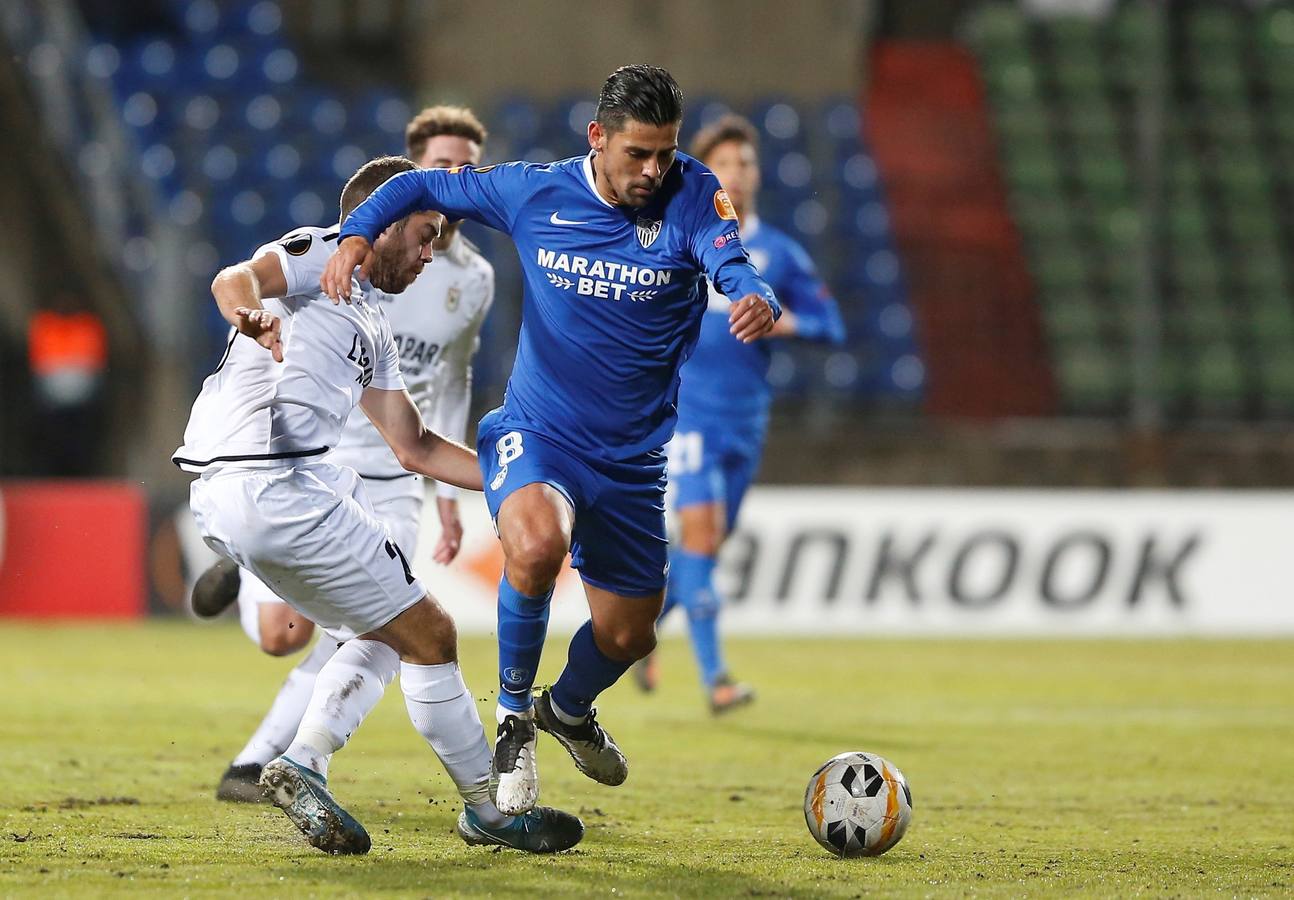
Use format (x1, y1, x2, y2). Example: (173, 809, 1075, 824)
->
(339, 155, 417, 221)
(690, 113, 760, 164)
(595, 64, 684, 132)
(405, 105, 489, 160)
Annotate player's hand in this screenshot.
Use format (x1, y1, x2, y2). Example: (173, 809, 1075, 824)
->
(233, 307, 283, 362)
(432, 495, 463, 565)
(321, 236, 374, 304)
(729, 294, 777, 344)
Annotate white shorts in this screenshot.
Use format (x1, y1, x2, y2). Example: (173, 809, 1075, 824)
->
(191, 462, 426, 636)
(358, 474, 424, 555)
(235, 472, 424, 608)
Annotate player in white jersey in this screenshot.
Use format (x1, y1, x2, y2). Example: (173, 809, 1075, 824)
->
(330, 107, 496, 566)
(189, 108, 497, 805)
(176, 155, 582, 855)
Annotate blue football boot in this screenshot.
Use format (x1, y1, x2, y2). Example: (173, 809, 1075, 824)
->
(259, 757, 371, 855)
(456, 805, 584, 854)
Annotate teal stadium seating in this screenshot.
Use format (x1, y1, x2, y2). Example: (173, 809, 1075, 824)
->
(967, 1, 1294, 420)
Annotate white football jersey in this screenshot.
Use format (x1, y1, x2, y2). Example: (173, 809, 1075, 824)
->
(173, 225, 404, 474)
(328, 230, 494, 493)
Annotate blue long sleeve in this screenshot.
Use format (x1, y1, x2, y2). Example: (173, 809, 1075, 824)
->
(712, 258, 782, 321)
(777, 239, 844, 344)
(339, 163, 544, 241)
(340, 169, 436, 242)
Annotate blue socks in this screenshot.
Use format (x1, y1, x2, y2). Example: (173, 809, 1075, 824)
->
(496, 577, 553, 713)
(671, 549, 724, 688)
(550, 621, 633, 719)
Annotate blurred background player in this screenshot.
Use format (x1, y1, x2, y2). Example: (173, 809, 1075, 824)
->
(192, 107, 496, 803)
(178, 155, 582, 855)
(322, 65, 781, 817)
(637, 115, 846, 712)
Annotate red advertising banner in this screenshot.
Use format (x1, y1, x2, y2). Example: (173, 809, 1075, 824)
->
(0, 481, 145, 618)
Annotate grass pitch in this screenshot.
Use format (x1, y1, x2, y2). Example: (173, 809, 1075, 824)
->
(1, 623, 1291, 898)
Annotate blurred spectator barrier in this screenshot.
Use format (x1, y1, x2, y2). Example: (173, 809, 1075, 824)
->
(0, 481, 147, 618)
(170, 485, 1294, 636)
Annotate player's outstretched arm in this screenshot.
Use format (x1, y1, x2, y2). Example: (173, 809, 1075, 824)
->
(211, 254, 289, 361)
(359, 386, 484, 491)
(325, 165, 531, 302)
(767, 242, 847, 344)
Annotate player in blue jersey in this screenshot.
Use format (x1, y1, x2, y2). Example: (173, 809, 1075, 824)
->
(637, 115, 846, 713)
(321, 66, 781, 815)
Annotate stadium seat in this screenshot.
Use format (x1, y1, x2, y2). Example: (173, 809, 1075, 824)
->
(1256, 353, 1294, 417)
(239, 0, 286, 41)
(1055, 346, 1124, 414)
(1045, 291, 1101, 343)
(819, 97, 861, 145)
(494, 97, 543, 149)
(751, 97, 807, 151)
(1186, 6, 1242, 51)
(1245, 297, 1294, 348)
(965, 2, 1028, 51)
(1110, 3, 1156, 81)
(1193, 342, 1246, 417)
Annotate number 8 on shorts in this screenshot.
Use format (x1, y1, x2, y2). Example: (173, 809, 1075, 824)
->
(496, 431, 525, 466)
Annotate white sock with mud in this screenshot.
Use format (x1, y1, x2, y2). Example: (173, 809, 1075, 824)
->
(400, 661, 511, 828)
(284, 639, 399, 778)
(232, 637, 339, 767)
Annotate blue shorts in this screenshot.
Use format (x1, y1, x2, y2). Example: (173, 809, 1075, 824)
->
(477, 407, 669, 597)
(668, 415, 765, 532)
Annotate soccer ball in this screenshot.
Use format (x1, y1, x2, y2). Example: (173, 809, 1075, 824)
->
(803, 751, 913, 857)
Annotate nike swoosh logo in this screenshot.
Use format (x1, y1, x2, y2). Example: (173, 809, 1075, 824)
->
(550, 212, 587, 225)
(501, 685, 530, 694)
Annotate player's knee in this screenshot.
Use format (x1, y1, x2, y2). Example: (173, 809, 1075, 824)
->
(405, 632, 457, 665)
(260, 627, 309, 657)
(684, 531, 723, 558)
(679, 508, 725, 557)
(600, 623, 657, 662)
(429, 611, 458, 660)
(400, 600, 459, 665)
(507, 529, 567, 585)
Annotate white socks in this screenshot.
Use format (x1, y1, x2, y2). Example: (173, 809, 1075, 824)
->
(232, 637, 339, 767)
(285, 639, 399, 778)
(401, 661, 510, 827)
(273, 642, 510, 829)
(496, 703, 534, 725)
(549, 695, 587, 727)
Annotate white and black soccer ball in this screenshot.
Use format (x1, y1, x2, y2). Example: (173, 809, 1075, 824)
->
(803, 751, 913, 857)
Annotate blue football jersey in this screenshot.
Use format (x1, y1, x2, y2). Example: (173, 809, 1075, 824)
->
(340, 152, 779, 460)
(677, 216, 846, 426)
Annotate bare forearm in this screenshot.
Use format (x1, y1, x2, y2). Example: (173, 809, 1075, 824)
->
(398, 431, 483, 491)
(361, 386, 483, 490)
(211, 266, 263, 327)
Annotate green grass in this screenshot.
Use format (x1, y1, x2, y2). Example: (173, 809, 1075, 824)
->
(1, 623, 1291, 897)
